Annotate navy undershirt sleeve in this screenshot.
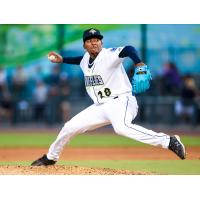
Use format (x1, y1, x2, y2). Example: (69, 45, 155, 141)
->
(119, 45, 142, 65)
(63, 56, 83, 65)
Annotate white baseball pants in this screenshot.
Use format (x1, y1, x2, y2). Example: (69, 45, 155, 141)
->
(47, 94, 170, 161)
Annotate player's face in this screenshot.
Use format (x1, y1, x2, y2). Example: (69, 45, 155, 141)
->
(83, 38, 103, 57)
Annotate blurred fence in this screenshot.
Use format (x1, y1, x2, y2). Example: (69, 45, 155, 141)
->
(137, 96, 178, 124)
(0, 95, 199, 127)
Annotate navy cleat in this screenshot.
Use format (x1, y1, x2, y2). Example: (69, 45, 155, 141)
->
(31, 154, 56, 166)
(168, 135, 186, 160)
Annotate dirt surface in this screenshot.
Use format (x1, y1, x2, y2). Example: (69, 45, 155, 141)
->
(0, 165, 155, 175)
(0, 146, 200, 161)
(0, 146, 199, 175)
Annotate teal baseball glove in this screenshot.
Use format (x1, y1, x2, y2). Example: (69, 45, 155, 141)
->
(132, 65, 152, 94)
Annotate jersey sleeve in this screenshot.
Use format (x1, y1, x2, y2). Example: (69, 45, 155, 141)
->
(63, 56, 83, 65)
(119, 45, 142, 65)
(107, 47, 125, 64)
(109, 47, 124, 56)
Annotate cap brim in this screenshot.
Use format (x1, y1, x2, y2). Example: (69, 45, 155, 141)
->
(83, 35, 103, 42)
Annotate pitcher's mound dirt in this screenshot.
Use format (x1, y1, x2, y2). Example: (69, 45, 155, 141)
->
(0, 165, 155, 175)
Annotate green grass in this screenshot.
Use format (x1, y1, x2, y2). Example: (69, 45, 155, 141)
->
(0, 160, 200, 175)
(0, 133, 199, 147)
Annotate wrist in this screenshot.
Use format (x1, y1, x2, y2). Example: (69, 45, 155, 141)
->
(135, 62, 146, 67)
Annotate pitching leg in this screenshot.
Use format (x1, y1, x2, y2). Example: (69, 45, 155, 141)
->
(47, 104, 110, 161)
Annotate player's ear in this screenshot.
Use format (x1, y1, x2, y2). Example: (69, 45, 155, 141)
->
(83, 43, 86, 49)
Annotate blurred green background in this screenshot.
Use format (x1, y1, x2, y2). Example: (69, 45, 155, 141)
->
(1, 24, 200, 72)
(0, 25, 136, 65)
(0, 24, 200, 129)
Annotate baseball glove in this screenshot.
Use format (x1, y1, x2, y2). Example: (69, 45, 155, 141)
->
(132, 65, 152, 94)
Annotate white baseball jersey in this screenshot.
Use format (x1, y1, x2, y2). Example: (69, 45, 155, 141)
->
(80, 47, 132, 104)
(46, 46, 171, 161)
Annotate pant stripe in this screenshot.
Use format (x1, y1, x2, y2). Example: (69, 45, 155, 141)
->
(123, 96, 166, 138)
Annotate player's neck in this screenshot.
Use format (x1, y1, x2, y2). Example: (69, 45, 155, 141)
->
(89, 53, 99, 59)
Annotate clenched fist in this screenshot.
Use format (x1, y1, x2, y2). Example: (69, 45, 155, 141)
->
(48, 52, 63, 63)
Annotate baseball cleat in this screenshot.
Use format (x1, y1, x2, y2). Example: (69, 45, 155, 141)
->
(168, 135, 186, 159)
(31, 154, 56, 166)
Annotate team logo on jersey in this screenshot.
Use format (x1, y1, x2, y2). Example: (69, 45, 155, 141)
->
(85, 75, 104, 87)
(110, 47, 117, 52)
(110, 47, 122, 52)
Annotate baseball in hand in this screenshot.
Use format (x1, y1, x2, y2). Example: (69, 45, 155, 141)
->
(48, 55, 56, 61)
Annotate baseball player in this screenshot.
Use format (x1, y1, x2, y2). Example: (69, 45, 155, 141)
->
(31, 28, 186, 166)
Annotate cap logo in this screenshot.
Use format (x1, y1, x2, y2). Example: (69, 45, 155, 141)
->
(89, 29, 96, 34)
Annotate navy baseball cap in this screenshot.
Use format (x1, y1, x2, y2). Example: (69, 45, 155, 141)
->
(83, 28, 103, 42)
